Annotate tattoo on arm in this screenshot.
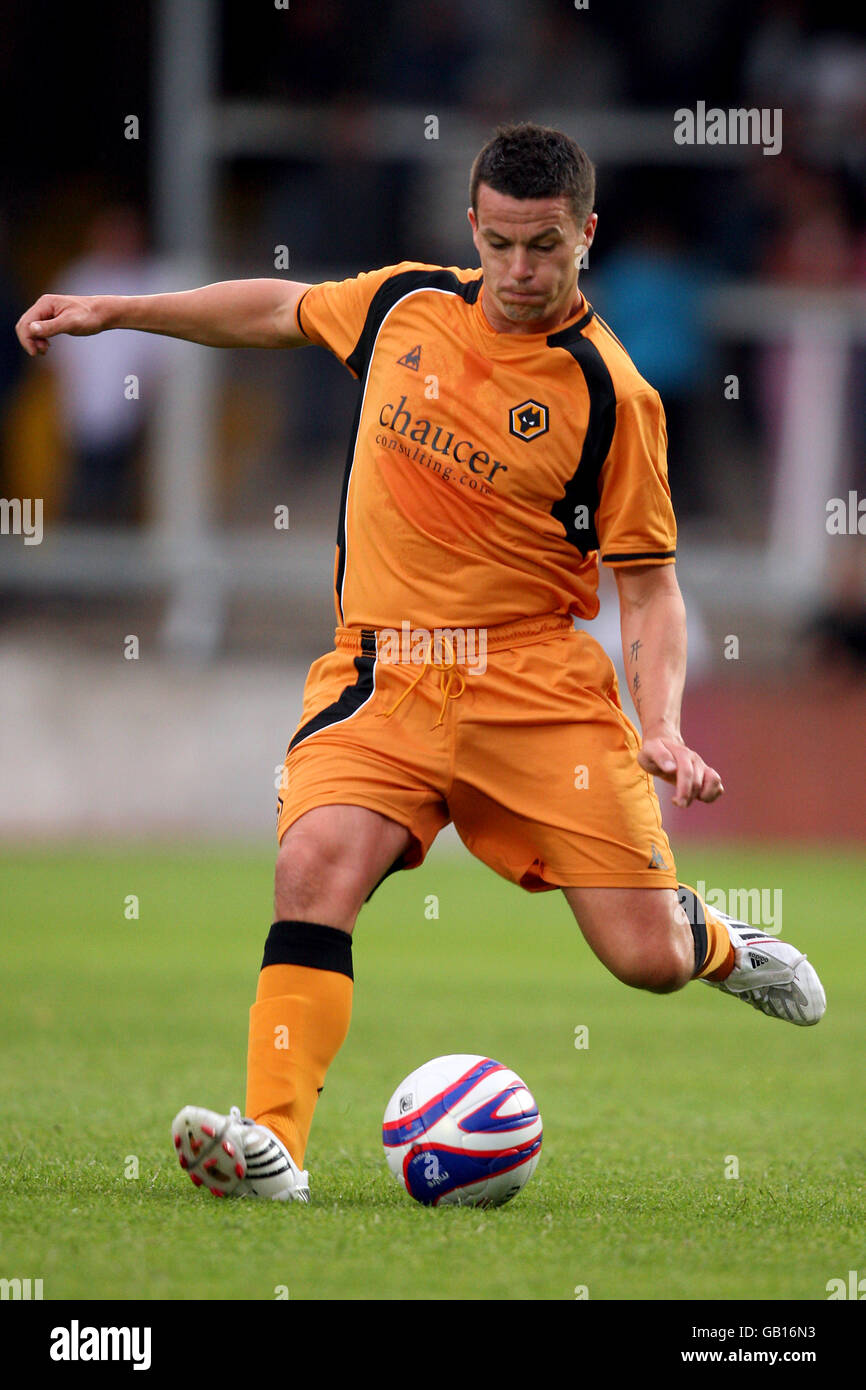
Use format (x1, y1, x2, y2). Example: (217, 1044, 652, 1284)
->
(629, 639, 642, 663)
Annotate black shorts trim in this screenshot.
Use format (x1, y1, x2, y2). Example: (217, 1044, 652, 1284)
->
(288, 654, 376, 753)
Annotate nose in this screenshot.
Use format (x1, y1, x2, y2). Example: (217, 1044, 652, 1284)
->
(508, 245, 532, 281)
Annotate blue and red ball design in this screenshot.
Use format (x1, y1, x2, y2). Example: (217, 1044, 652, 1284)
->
(383, 1055, 543, 1207)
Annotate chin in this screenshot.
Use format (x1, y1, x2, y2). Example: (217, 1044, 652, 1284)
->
(502, 301, 548, 321)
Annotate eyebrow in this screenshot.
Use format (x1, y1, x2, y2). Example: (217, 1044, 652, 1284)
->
(482, 227, 563, 245)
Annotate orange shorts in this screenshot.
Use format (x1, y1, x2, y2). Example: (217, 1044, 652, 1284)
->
(276, 614, 677, 893)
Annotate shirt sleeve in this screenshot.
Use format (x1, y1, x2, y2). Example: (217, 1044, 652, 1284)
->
(297, 262, 421, 377)
(596, 388, 677, 565)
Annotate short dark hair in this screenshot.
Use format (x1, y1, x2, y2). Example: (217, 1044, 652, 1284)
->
(470, 123, 596, 227)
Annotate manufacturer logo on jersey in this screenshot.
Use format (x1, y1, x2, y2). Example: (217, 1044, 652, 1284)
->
(397, 344, 422, 371)
(509, 399, 549, 442)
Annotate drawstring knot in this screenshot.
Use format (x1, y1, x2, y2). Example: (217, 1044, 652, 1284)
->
(382, 635, 466, 727)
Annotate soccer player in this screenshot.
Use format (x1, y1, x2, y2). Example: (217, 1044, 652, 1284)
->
(17, 124, 825, 1203)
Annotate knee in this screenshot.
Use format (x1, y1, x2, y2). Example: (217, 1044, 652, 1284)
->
(628, 954, 692, 994)
(612, 937, 693, 993)
(567, 886, 695, 995)
(273, 806, 411, 929)
(274, 814, 385, 927)
(274, 831, 343, 917)
(275, 825, 338, 886)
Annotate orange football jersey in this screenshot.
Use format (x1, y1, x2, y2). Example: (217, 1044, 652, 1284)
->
(297, 261, 676, 630)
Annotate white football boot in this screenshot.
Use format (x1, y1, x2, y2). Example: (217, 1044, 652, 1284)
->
(702, 915, 826, 1025)
(171, 1105, 310, 1202)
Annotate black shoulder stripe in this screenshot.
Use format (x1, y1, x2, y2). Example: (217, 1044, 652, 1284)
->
(546, 326, 616, 556)
(553, 305, 595, 340)
(334, 268, 481, 616)
(345, 269, 482, 378)
(592, 311, 627, 352)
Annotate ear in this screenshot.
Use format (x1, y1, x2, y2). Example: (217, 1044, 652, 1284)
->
(582, 212, 598, 251)
(468, 206, 482, 255)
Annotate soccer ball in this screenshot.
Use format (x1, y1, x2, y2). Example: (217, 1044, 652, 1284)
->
(382, 1054, 542, 1207)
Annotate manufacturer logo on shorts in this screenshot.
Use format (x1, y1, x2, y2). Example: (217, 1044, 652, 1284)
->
(509, 400, 549, 442)
(648, 844, 671, 870)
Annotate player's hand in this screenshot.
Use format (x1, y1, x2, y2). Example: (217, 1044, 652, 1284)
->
(16, 294, 107, 357)
(638, 734, 724, 808)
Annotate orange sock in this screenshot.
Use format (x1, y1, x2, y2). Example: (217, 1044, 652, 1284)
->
(678, 884, 736, 981)
(245, 922, 353, 1167)
(700, 911, 736, 980)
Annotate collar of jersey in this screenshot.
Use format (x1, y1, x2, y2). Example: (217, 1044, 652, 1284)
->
(470, 285, 590, 353)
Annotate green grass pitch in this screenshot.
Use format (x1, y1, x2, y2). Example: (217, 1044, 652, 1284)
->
(1, 842, 863, 1302)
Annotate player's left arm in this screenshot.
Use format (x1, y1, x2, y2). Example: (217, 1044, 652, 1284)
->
(614, 562, 723, 808)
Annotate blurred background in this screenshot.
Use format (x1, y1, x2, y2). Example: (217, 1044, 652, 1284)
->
(0, 0, 864, 846)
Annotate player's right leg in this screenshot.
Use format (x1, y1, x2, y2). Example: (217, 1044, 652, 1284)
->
(172, 805, 411, 1202)
(246, 804, 412, 1168)
(171, 627, 454, 1202)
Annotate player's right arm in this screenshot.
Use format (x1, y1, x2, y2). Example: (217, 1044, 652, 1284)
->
(15, 279, 312, 357)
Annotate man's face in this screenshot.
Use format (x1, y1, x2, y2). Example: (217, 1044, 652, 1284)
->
(468, 183, 597, 334)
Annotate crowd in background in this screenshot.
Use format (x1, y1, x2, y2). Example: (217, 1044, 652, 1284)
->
(0, 0, 863, 663)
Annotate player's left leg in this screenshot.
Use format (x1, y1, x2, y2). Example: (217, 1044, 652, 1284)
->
(561, 885, 693, 993)
(446, 622, 825, 1027)
(564, 883, 826, 1024)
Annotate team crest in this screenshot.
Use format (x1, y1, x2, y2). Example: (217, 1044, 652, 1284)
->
(509, 399, 549, 441)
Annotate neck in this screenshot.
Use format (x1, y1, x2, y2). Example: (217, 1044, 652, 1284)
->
(482, 285, 584, 336)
